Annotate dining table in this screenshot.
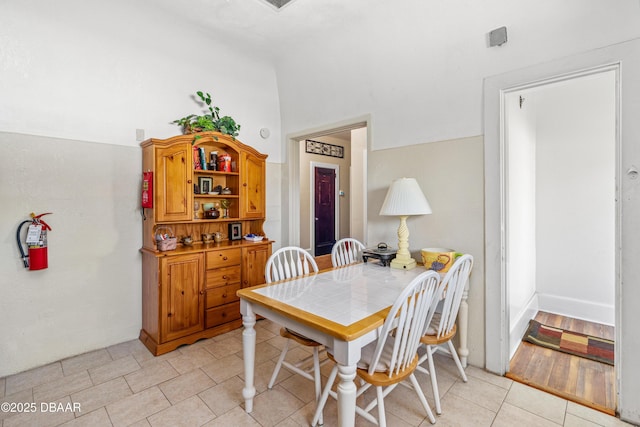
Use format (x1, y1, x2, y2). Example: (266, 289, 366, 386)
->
(237, 261, 429, 427)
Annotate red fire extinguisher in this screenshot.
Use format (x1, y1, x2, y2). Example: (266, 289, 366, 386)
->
(17, 212, 52, 270)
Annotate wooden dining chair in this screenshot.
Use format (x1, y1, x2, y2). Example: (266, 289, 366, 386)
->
(416, 254, 474, 415)
(312, 269, 444, 427)
(331, 238, 366, 267)
(265, 247, 324, 417)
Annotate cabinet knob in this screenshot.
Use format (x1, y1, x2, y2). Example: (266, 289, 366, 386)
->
(243, 183, 248, 187)
(223, 256, 228, 261)
(187, 179, 192, 184)
(167, 312, 172, 317)
(222, 275, 229, 279)
(200, 291, 204, 295)
(181, 291, 184, 295)
(222, 293, 227, 298)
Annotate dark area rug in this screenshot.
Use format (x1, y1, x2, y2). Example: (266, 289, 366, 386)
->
(523, 319, 614, 365)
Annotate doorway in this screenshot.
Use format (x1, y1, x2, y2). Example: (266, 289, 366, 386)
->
(285, 120, 368, 254)
(504, 69, 616, 358)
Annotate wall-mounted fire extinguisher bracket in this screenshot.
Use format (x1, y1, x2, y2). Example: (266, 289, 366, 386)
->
(17, 212, 52, 270)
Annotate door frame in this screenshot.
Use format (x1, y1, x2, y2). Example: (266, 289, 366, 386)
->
(310, 162, 339, 256)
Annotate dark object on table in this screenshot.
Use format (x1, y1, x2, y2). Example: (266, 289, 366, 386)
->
(362, 243, 397, 267)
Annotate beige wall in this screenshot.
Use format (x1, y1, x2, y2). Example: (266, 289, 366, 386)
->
(299, 136, 351, 253)
(0, 132, 141, 376)
(367, 136, 485, 366)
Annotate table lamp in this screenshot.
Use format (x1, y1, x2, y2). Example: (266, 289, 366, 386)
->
(379, 177, 432, 270)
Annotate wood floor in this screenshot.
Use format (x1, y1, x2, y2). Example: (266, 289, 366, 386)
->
(507, 311, 616, 415)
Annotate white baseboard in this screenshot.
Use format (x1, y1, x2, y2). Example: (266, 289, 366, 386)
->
(537, 293, 614, 326)
(509, 294, 539, 359)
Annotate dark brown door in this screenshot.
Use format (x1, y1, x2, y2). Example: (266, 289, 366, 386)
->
(314, 167, 336, 256)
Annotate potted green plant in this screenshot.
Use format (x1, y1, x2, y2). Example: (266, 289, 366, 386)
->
(172, 91, 241, 140)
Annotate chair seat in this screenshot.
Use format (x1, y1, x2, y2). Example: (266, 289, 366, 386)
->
(421, 323, 457, 346)
(281, 327, 322, 347)
(358, 355, 419, 387)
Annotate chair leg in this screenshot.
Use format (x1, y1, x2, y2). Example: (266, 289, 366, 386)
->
(447, 340, 468, 382)
(376, 386, 386, 427)
(268, 339, 290, 389)
(313, 348, 323, 426)
(409, 373, 436, 424)
(426, 345, 442, 415)
(312, 365, 338, 426)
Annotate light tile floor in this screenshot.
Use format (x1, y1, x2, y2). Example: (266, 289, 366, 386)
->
(0, 319, 635, 427)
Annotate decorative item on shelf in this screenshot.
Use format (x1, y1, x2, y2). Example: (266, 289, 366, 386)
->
(209, 151, 218, 171)
(198, 177, 213, 194)
(213, 232, 224, 243)
(229, 222, 242, 240)
(221, 187, 232, 195)
(202, 233, 213, 243)
(194, 200, 201, 219)
(421, 248, 457, 272)
(379, 177, 432, 270)
(244, 234, 264, 242)
(155, 226, 177, 252)
(213, 185, 222, 195)
(199, 146, 207, 170)
(181, 235, 193, 246)
(220, 199, 231, 218)
(193, 146, 202, 170)
(205, 207, 220, 219)
(218, 152, 232, 172)
(172, 91, 241, 142)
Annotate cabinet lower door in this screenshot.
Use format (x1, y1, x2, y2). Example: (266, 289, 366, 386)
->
(160, 253, 204, 342)
(242, 244, 271, 288)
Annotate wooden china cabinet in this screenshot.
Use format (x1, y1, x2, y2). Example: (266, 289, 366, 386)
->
(139, 132, 272, 356)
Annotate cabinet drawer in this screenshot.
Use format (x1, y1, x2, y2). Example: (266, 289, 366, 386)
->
(205, 301, 241, 328)
(205, 266, 241, 289)
(206, 248, 242, 269)
(205, 283, 241, 309)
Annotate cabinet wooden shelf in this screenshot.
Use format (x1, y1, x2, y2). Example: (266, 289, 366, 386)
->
(194, 194, 239, 199)
(139, 132, 272, 356)
(195, 170, 239, 176)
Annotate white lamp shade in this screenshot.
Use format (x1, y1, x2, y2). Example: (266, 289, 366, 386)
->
(379, 177, 432, 216)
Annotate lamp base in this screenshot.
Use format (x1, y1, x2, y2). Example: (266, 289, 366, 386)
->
(390, 257, 418, 270)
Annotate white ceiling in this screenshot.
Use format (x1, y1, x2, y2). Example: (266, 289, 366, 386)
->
(152, 0, 368, 57)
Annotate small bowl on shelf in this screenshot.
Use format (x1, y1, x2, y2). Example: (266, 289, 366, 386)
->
(205, 208, 220, 219)
(244, 234, 264, 242)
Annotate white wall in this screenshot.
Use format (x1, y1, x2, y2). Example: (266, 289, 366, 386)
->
(275, 0, 640, 151)
(0, 0, 282, 376)
(535, 72, 616, 323)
